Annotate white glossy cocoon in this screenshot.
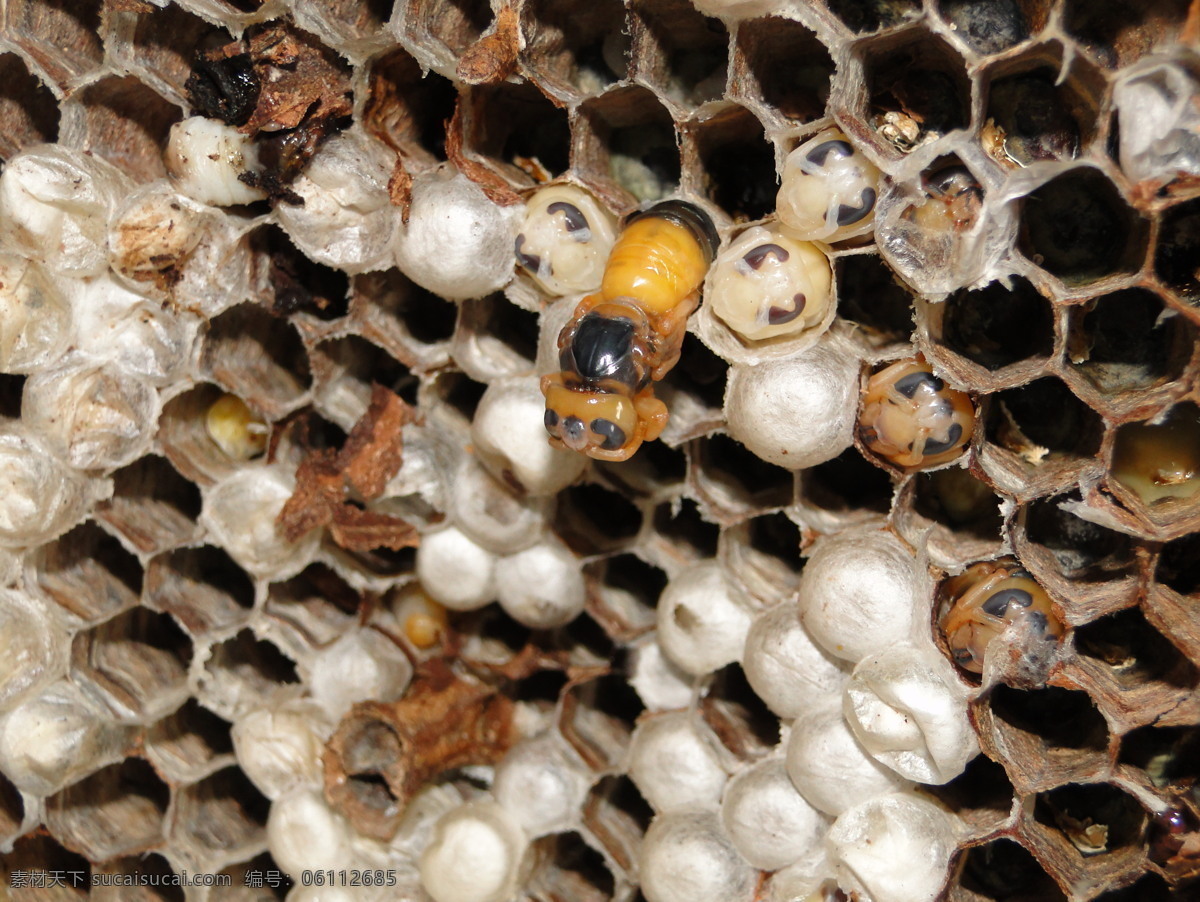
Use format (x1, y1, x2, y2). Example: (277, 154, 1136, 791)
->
(0, 588, 66, 714)
(639, 808, 757, 902)
(657, 562, 753, 677)
(0, 425, 104, 548)
(495, 540, 586, 629)
(310, 629, 414, 720)
(269, 788, 359, 877)
(450, 457, 548, 555)
(742, 601, 848, 719)
(629, 712, 728, 812)
(233, 701, 330, 799)
(493, 734, 590, 837)
(721, 757, 826, 870)
(416, 526, 497, 611)
(419, 801, 528, 902)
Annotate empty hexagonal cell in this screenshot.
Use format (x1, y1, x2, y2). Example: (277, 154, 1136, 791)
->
(835, 251, 916, 350)
(1157, 533, 1200, 598)
(72, 608, 192, 723)
(1027, 782, 1148, 887)
(45, 757, 169, 862)
(898, 467, 1004, 566)
(0, 769, 24, 845)
(146, 698, 235, 784)
(59, 75, 181, 182)
(584, 553, 666, 640)
(798, 447, 894, 523)
(1148, 533, 1200, 666)
(576, 87, 681, 201)
(310, 334, 417, 431)
(93, 852, 184, 902)
(646, 497, 720, 569)
(218, 850, 292, 899)
(4, 0, 103, 92)
(199, 630, 300, 720)
(520, 0, 628, 97)
(34, 521, 144, 625)
(1017, 168, 1149, 290)
(862, 31, 971, 154)
(699, 664, 778, 759)
(0, 834, 90, 896)
(146, 545, 256, 635)
(657, 333, 728, 440)
(362, 48, 456, 165)
(249, 225, 352, 322)
(265, 563, 361, 650)
(719, 512, 803, 605)
(977, 684, 1110, 793)
(733, 17, 832, 122)
(427, 371, 488, 429)
(1067, 288, 1196, 404)
(559, 673, 644, 771)
(1155, 198, 1200, 314)
(935, 0, 1046, 55)
(108, 2, 215, 107)
(827, 0, 922, 33)
(582, 775, 653, 875)
(684, 105, 775, 221)
(351, 269, 457, 366)
(555, 483, 643, 557)
(405, 0, 493, 57)
(929, 754, 1015, 838)
(94, 455, 202, 556)
(594, 438, 687, 499)
(200, 304, 312, 420)
(453, 294, 540, 383)
(528, 831, 615, 901)
(1062, 0, 1191, 68)
(1118, 724, 1200, 788)
(0, 52, 59, 159)
(172, 765, 271, 864)
(463, 81, 571, 182)
(692, 432, 793, 518)
(630, 0, 727, 108)
(956, 837, 1065, 901)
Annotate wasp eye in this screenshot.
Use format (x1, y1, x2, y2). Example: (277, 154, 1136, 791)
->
(590, 417, 627, 451)
(544, 408, 560, 432)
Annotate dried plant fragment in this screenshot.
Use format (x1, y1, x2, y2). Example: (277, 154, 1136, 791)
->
(388, 158, 414, 222)
(446, 102, 524, 208)
(457, 7, 523, 86)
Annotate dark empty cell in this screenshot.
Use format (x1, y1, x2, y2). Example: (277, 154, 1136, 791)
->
(317, 0, 395, 38)
(0, 374, 24, 420)
(1024, 493, 1134, 578)
(206, 630, 300, 690)
(1063, 0, 1190, 68)
(959, 838, 1066, 900)
(986, 69, 1084, 164)
(989, 684, 1109, 752)
(693, 108, 776, 220)
(149, 545, 255, 633)
(0, 770, 24, 835)
(938, 0, 1029, 54)
(826, 0, 921, 32)
(941, 278, 1053, 369)
(202, 303, 312, 416)
(74, 608, 192, 720)
(221, 852, 291, 900)
(37, 522, 144, 623)
(737, 18, 832, 122)
(6, 0, 103, 90)
(556, 482, 643, 554)
(1094, 874, 1173, 902)
(603, 553, 669, 607)
(928, 754, 1014, 826)
(1158, 533, 1200, 596)
(560, 612, 617, 659)
(98, 455, 203, 554)
(149, 697, 235, 774)
(535, 832, 615, 900)
(316, 335, 416, 406)
(748, 512, 802, 573)
(98, 852, 185, 902)
(267, 563, 361, 645)
(251, 225, 350, 320)
(702, 663, 779, 752)
(988, 378, 1102, 459)
(1033, 783, 1146, 856)
(1075, 608, 1196, 689)
(700, 433, 793, 503)
(634, 0, 728, 105)
(2, 835, 91, 891)
(433, 372, 487, 420)
(588, 774, 654, 833)
(1018, 169, 1147, 285)
(578, 87, 681, 200)
(178, 766, 271, 853)
(364, 50, 456, 162)
(802, 447, 894, 514)
(1118, 725, 1200, 786)
(912, 468, 1003, 539)
(328, 541, 416, 579)
(46, 757, 170, 860)
(458, 604, 533, 655)
(662, 333, 727, 409)
(482, 295, 540, 363)
(835, 254, 915, 344)
(521, 0, 628, 91)
(71, 76, 180, 181)
(1072, 289, 1190, 393)
(652, 497, 719, 557)
(468, 82, 571, 177)
(1155, 199, 1200, 307)
(0, 54, 59, 160)
(512, 668, 569, 706)
(866, 35, 970, 150)
(585, 672, 645, 725)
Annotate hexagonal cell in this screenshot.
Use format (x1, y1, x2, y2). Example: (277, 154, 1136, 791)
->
(323, 537, 418, 582)
(425, 370, 488, 429)
(976, 684, 1110, 793)
(463, 81, 571, 182)
(0, 834, 90, 896)
(4, 0, 103, 92)
(1118, 724, 1200, 789)
(555, 483, 644, 557)
(264, 563, 361, 650)
(798, 447, 894, 522)
(60, 75, 181, 182)
(699, 663, 778, 759)
(404, 0, 493, 57)
(1062, 0, 1191, 68)
(576, 86, 681, 202)
(559, 672, 644, 771)
(293, 0, 395, 58)
(310, 334, 417, 430)
(935, 0, 1046, 56)
(733, 17, 832, 122)
(581, 775, 653, 876)
(93, 852, 185, 902)
(630, 0, 727, 108)
(350, 269, 458, 367)
(45, 757, 169, 862)
(452, 293, 540, 383)
(585, 553, 666, 640)
(827, 0, 922, 33)
(1017, 168, 1149, 289)
(594, 438, 687, 499)
(249, 224, 352, 322)
(684, 105, 776, 221)
(898, 467, 1004, 566)
(1027, 782, 1148, 888)
(363, 47, 456, 165)
(146, 545, 256, 635)
(520, 0, 628, 97)
(108, 2, 215, 107)
(718, 511, 803, 605)
(172, 765, 271, 863)
(200, 304, 313, 420)
(835, 251, 917, 350)
(0, 52, 59, 159)
(929, 754, 1015, 838)
(72, 608, 192, 723)
(1157, 533, 1200, 598)
(645, 496, 720, 569)
(217, 850, 292, 899)
(862, 31, 971, 154)
(1155, 198, 1200, 314)
(95, 455, 203, 556)
(159, 383, 266, 487)
(528, 831, 616, 901)
(955, 837, 1066, 901)
(692, 432, 793, 518)
(1108, 402, 1200, 515)
(200, 630, 300, 720)
(146, 698, 235, 784)
(1148, 533, 1200, 666)
(34, 521, 144, 624)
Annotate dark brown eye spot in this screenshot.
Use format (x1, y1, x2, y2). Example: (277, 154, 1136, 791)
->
(894, 371, 944, 398)
(806, 139, 854, 167)
(922, 422, 964, 456)
(981, 587, 1034, 617)
(836, 188, 877, 226)
(743, 243, 790, 270)
(768, 294, 806, 325)
(515, 234, 541, 272)
(544, 408, 559, 430)
(548, 201, 589, 236)
(590, 417, 626, 451)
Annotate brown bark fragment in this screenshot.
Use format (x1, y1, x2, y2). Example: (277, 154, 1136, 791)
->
(456, 6, 522, 86)
(446, 102, 524, 207)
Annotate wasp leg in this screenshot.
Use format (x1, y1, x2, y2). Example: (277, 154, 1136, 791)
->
(648, 293, 699, 381)
(634, 388, 669, 442)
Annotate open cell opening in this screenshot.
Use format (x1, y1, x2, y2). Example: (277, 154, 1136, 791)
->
(352, 269, 458, 353)
(938, 277, 1054, 371)
(719, 512, 804, 600)
(72, 608, 192, 722)
(585, 553, 666, 639)
(582, 775, 653, 873)
(0, 374, 22, 421)
(577, 87, 681, 200)
(251, 225, 351, 321)
(45, 757, 169, 861)
(465, 81, 571, 179)
(429, 371, 487, 423)
(521, 0, 628, 94)
(989, 684, 1109, 753)
(555, 482, 643, 556)
(65, 75, 181, 182)
(339, 718, 404, 815)
(936, 0, 1042, 55)
(1154, 198, 1200, 309)
(364, 49, 456, 165)
(827, 0, 922, 33)
(312, 334, 417, 427)
(512, 668, 569, 707)
(689, 106, 776, 221)
(201, 303, 312, 419)
(835, 253, 916, 347)
(928, 754, 1014, 834)
(701, 663, 779, 757)
(94, 853, 184, 902)
(219, 852, 290, 900)
(146, 698, 234, 783)
(1023, 493, 1135, 580)
(1109, 402, 1200, 508)
(986, 378, 1103, 463)
(736, 17, 832, 122)
(147, 544, 256, 635)
(266, 563, 361, 648)
(454, 293, 540, 382)
(204, 630, 300, 697)
(0, 53, 59, 160)
(1033, 782, 1147, 857)
(983, 60, 1102, 165)
(912, 468, 1003, 541)
(632, 0, 727, 106)
(559, 673, 641, 769)
(1018, 168, 1148, 286)
(1069, 289, 1192, 395)
(1157, 533, 1200, 596)
(1118, 724, 1200, 787)
(35, 521, 144, 624)
(651, 496, 719, 558)
(559, 612, 617, 660)
(659, 332, 727, 411)
(1, 835, 91, 893)
(595, 438, 688, 498)
(0, 770, 24, 840)
(95, 455, 202, 556)
(121, 2, 215, 104)
(158, 383, 269, 487)
(173, 765, 271, 856)
(959, 838, 1065, 901)
(696, 432, 793, 509)
(1063, 0, 1191, 68)
(802, 447, 894, 515)
(530, 832, 615, 901)
(5, 0, 103, 91)
(406, 0, 493, 56)
(1074, 607, 1196, 692)
(864, 32, 971, 152)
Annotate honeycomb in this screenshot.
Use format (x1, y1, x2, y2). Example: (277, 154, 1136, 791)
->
(0, 0, 1198, 900)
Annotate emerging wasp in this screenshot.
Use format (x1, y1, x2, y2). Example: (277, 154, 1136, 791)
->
(541, 200, 719, 461)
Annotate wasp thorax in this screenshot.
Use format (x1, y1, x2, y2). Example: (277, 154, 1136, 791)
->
(859, 359, 975, 470)
(515, 185, 617, 296)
